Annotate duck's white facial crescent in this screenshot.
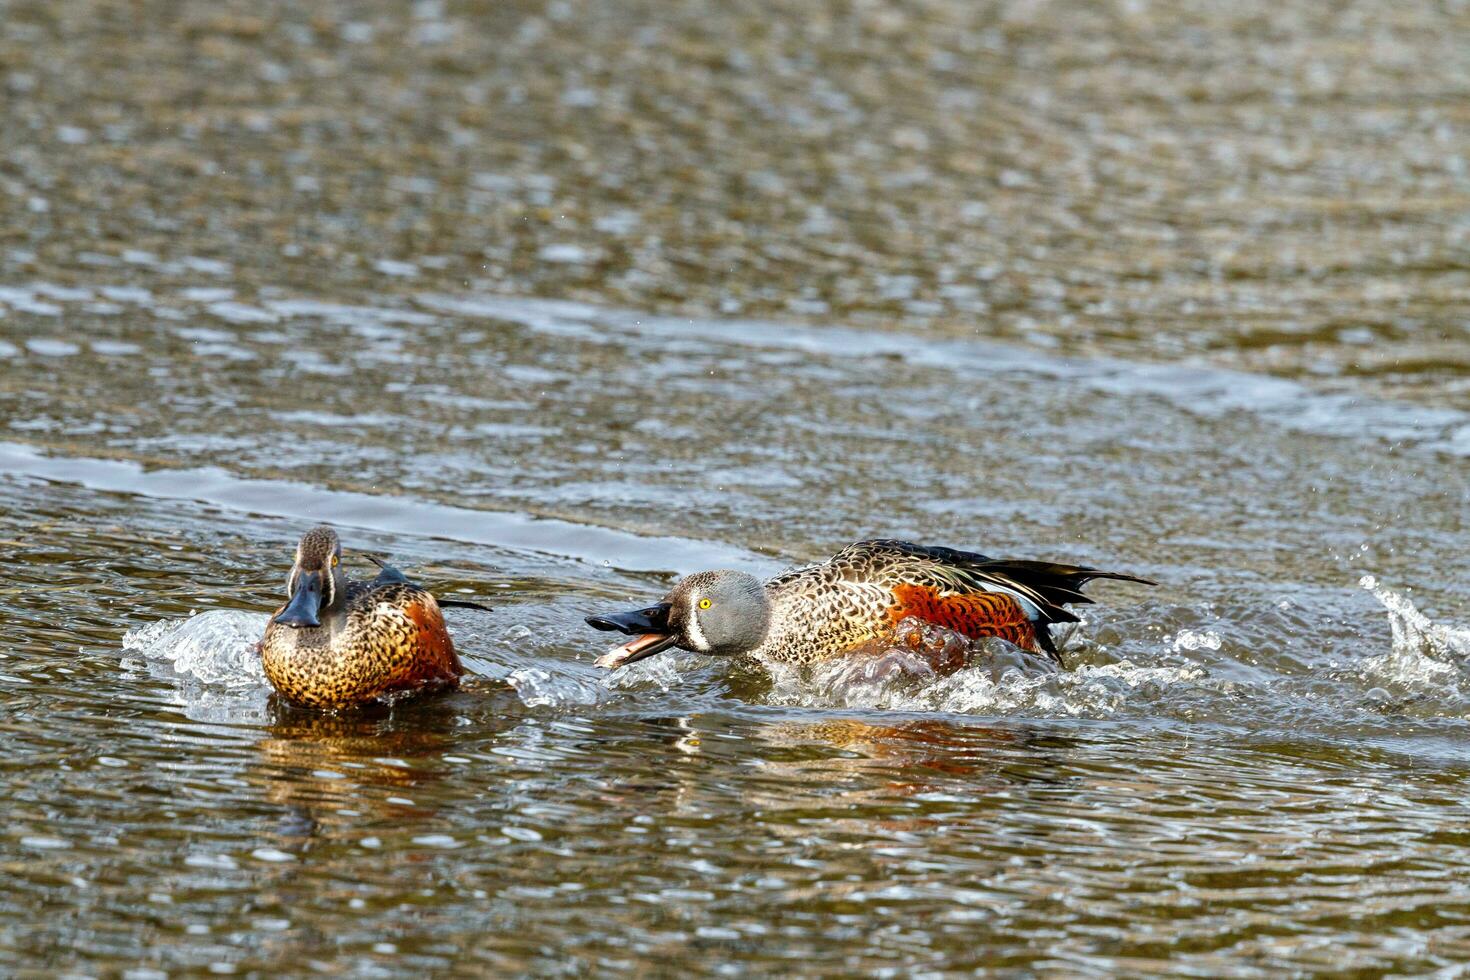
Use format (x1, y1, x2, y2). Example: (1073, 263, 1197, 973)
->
(683, 604, 710, 652)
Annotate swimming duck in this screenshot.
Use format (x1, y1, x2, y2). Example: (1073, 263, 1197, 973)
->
(587, 539, 1151, 669)
(260, 525, 486, 709)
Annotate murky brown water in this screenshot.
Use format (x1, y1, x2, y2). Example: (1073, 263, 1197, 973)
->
(2, 0, 1470, 975)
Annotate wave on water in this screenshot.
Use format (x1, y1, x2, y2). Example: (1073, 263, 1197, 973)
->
(0, 441, 765, 577)
(419, 294, 1470, 457)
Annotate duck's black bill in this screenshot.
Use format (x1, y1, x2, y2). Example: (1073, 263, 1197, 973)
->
(586, 603, 672, 636)
(273, 569, 323, 628)
(586, 602, 676, 668)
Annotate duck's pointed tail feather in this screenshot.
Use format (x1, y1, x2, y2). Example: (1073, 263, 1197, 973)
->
(438, 598, 493, 612)
(967, 560, 1155, 656)
(977, 560, 1155, 602)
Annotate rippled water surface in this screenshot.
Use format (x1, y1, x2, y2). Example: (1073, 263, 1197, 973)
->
(3, 0, 1470, 975)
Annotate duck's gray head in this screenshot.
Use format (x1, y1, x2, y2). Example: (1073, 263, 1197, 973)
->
(586, 570, 771, 668)
(272, 525, 346, 629)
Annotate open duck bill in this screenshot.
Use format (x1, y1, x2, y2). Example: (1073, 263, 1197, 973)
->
(585, 602, 677, 668)
(272, 569, 323, 628)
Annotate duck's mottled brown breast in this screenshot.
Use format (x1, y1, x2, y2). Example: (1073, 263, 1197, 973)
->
(261, 580, 463, 709)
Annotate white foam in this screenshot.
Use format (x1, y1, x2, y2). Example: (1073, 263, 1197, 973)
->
(1171, 629, 1223, 652)
(763, 622, 1205, 718)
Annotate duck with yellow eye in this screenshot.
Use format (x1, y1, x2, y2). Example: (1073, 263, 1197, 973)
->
(260, 525, 488, 710)
(588, 539, 1152, 669)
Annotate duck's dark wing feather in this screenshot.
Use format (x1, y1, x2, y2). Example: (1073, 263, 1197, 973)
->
(362, 555, 491, 611)
(363, 554, 410, 585)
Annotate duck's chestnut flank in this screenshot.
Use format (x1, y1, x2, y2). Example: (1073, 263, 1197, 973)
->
(885, 583, 1039, 651)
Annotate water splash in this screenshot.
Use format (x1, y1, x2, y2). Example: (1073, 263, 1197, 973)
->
(1352, 576, 1470, 712)
(504, 636, 699, 709)
(122, 609, 269, 689)
(765, 618, 1204, 717)
(507, 667, 608, 708)
(1360, 575, 1470, 661)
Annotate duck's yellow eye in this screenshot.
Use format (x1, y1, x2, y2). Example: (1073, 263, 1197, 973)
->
(698, 598, 712, 610)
